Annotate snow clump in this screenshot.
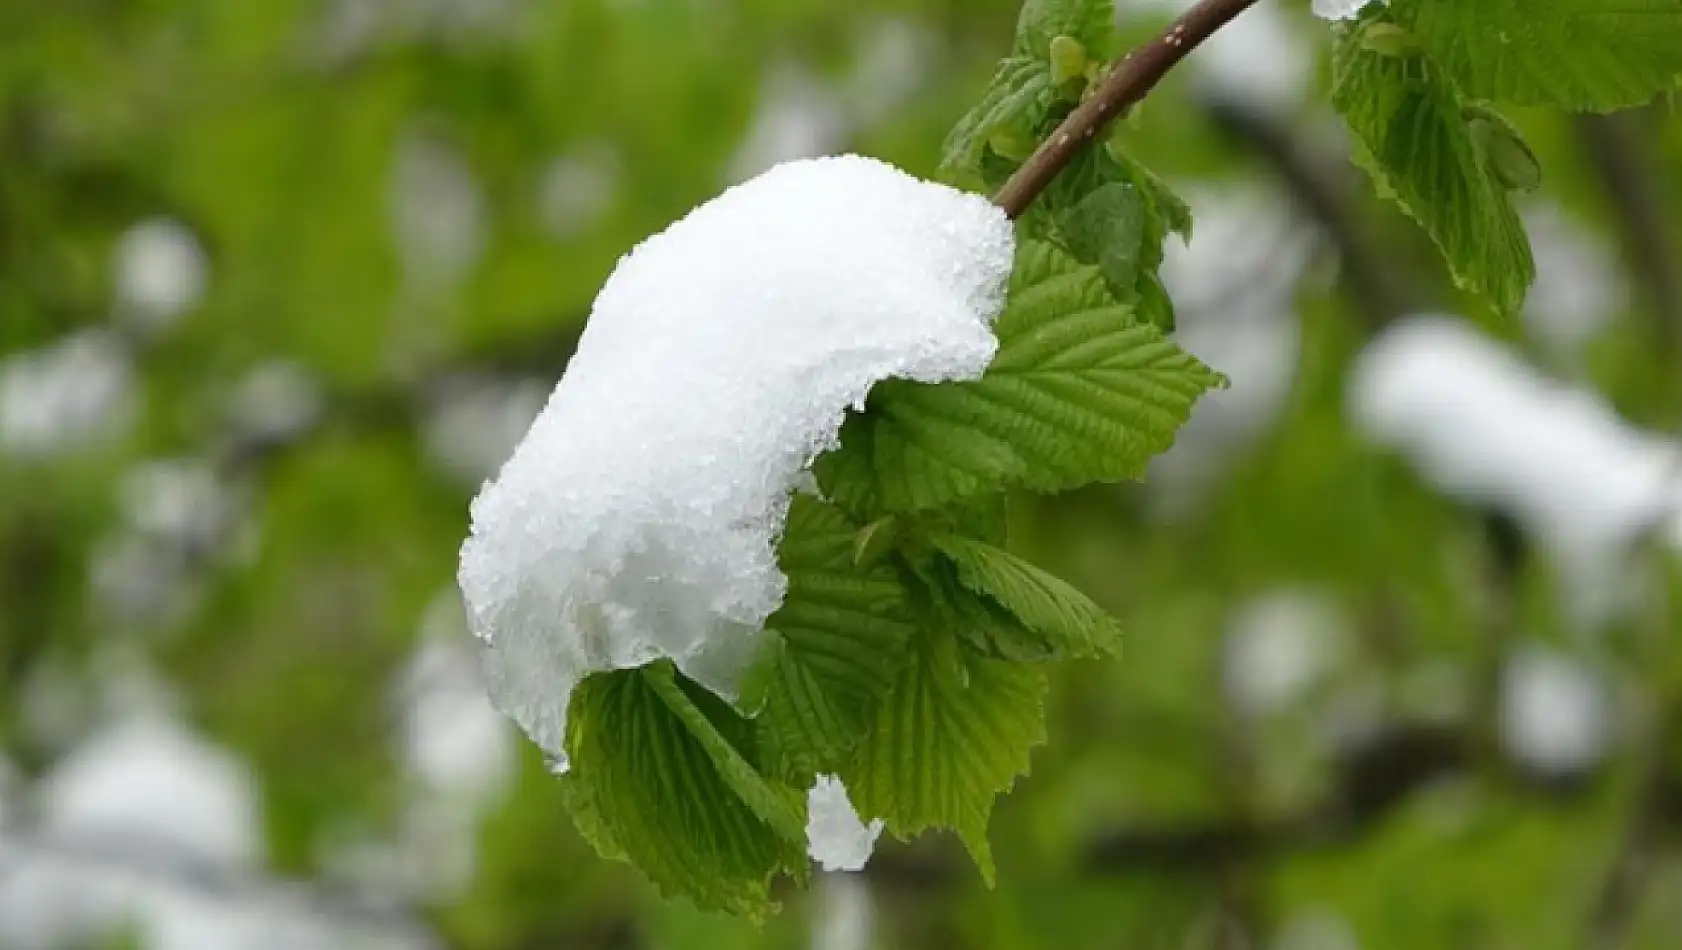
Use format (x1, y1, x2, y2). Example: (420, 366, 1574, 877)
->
(458, 155, 1015, 767)
(805, 775, 883, 873)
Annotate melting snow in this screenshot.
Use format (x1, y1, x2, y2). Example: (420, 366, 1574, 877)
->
(458, 155, 1014, 766)
(805, 775, 882, 873)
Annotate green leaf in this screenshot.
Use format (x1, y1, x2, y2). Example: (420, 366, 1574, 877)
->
(561, 664, 807, 916)
(1465, 102, 1542, 192)
(941, 57, 1056, 176)
(1332, 40, 1536, 316)
(852, 515, 899, 569)
(929, 534, 1122, 661)
(1030, 142, 1191, 328)
(815, 241, 1223, 515)
(840, 626, 1048, 883)
(1057, 182, 1147, 306)
(942, 1, 1118, 179)
(755, 495, 920, 779)
(1013, 0, 1117, 60)
(1393, 0, 1682, 111)
(1115, 148, 1194, 245)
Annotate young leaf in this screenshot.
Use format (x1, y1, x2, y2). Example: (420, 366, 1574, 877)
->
(561, 664, 807, 916)
(1056, 182, 1147, 306)
(930, 534, 1122, 661)
(1392, 0, 1682, 112)
(840, 626, 1048, 883)
(1332, 41, 1536, 316)
(1013, 0, 1117, 60)
(943, 0, 1118, 179)
(1032, 143, 1191, 329)
(756, 495, 920, 779)
(815, 241, 1223, 515)
(942, 57, 1057, 176)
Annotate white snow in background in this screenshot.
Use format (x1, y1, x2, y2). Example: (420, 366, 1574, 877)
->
(121, 459, 236, 551)
(0, 330, 134, 459)
(0, 711, 436, 950)
(1222, 589, 1346, 718)
(41, 715, 259, 868)
(0, 714, 258, 950)
(841, 18, 936, 128)
(1312, 0, 1377, 21)
(1499, 645, 1613, 777)
(92, 532, 196, 628)
(1352, 316, 1682, 624)
(805, 775, 882, 873)
(726, 64, 849, 182)
(316, 0, 519, 62)
(401, 608, 515, 800)
(1274, 909, 1361, 950)
(113, 217, 209, 334)
(322, 591, 512, 903)
(812, 871, 875, 950)
(228, 361, 324, 445)
(458, 155, 1014, 766)
(1521, 201, 1625, 357)
(93, 458, 237, 628)
(538, 143, 621, 240)
(1149, 184, 1309, 511)
(390, 132, 486, 291)
(423, 374, 550, 487)
(1136, 0, 1310, 111)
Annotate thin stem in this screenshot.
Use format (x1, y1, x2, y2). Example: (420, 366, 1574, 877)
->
(992, 0, 1266, 219)
(1200, 93, 1420, 327)
(1574, 111, 1682, 388)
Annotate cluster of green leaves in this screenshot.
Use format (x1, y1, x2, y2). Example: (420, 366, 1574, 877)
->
(943, 0, 1191, 331)
(556, 237, 1221, 914)
(1331, 0, 1682, 317)
(545, 2, 1226, 914)
(522, 0, 1682, 919)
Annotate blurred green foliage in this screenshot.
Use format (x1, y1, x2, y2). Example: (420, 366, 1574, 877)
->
(4, 2, 1682, 950)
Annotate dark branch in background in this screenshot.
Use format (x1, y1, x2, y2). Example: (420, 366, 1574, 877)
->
(1588, 716, 1673, 950)
(1200, 94, 1419, 327)
(992, 0, 1266, 219)
(214, 319, 586, 480)
(869, 721, 1471, 887)
(1575, 111, 1682, 369)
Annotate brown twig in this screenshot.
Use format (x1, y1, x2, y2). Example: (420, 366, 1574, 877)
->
(991, 0, 1266, 219)
(1574, 111, 1682, 371)
(1200, 93, 1420, 327)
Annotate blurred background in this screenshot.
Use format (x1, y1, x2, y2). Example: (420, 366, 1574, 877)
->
(3, 1, 1682, 948)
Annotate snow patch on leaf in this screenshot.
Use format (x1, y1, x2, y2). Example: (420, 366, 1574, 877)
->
(806, 774, 883, 872)
(457, 155, 1015, 766)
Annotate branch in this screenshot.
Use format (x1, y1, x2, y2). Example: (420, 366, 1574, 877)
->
(1200, 93, 1420, 327)
(992, 0, 1265, 219)
(1574, 111, 1682, 371)
(866, 721, 1473, 886)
